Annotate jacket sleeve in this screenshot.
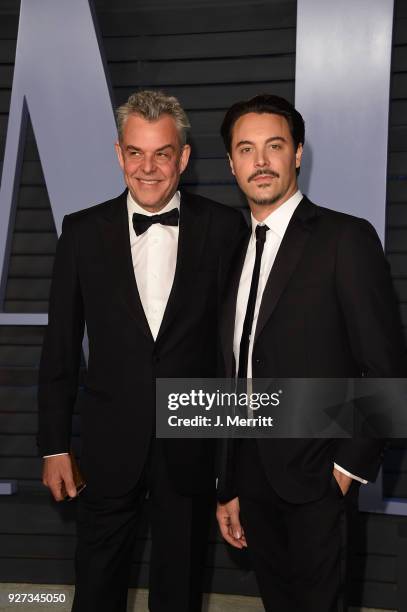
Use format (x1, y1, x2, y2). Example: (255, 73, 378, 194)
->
(37, 215, 85, 456)
(334, 217, 406, 481)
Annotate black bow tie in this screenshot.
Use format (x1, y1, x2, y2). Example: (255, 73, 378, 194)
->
(132, 208, 180, 236)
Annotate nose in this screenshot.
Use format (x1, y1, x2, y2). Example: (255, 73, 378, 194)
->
(254, 149, 269, 168)
(141, 153, 156, 174)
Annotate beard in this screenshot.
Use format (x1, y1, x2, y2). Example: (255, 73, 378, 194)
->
(251, 192, 283, 206)
(247, 170, 282, 206)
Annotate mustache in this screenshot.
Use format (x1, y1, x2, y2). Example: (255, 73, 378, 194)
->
(248, 169, 279, 182)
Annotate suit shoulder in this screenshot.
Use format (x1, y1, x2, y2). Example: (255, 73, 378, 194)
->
(314, 203, 378, 236)
(181, 190, 243, 221)
(63, 192, 125, 228)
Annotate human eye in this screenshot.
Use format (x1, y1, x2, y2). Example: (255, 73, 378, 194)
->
(156, 151, 170, 159)
(239, 146, 252, 154)
(129, 150, 142, 157)
(269, 142, 281, 150)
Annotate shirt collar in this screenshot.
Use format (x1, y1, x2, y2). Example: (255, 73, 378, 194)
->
(127, 190, 181, 217)
(251, 190, 303, 239)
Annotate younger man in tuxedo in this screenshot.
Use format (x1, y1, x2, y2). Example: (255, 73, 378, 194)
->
(38, 90, 244, 612)
(216, 94, 406, 611)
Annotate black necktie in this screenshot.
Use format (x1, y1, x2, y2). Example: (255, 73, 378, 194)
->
(238, 224, 269, 379)
(132, 208, 179, 236)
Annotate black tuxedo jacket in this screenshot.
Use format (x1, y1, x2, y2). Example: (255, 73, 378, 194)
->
(38, 189, 245, 496)
(218, 196, 406, 504)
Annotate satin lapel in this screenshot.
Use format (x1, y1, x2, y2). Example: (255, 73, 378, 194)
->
(254, 197, 318, 344)
(97, 190, 154, 342)
(155, 192, 208, 343)
(220, 231, 251, 378)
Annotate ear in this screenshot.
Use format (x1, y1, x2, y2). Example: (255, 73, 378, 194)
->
(179, 144, 191, 174)
(228, 153, 236, 176)
(295, 143, 303, 170)
(115, 141, 125, 170)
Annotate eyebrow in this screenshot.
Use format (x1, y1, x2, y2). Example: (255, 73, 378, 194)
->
(125, 144, 175, 152)
(157, 144, 176, 152)
(234, 136, 287, 149)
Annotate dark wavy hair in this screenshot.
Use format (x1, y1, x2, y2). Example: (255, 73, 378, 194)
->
(220, 94, 305, 154)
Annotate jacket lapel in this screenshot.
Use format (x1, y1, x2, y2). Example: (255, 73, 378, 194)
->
(254, 197, 319, 344)
(220, 230, 251, 378)
(155, 190, 209, 343)
(97, 190, 154, 342)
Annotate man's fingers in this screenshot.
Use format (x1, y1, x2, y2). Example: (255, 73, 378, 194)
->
(228, 522, 247, 548)
(221, 519, 245, 549)
(42, 456, 77, 502)
(229, 512, 243, 540)
(216, 500, 247, 549)
(49, 474, 77, 501)
(218, 518, 238, 547)
(225, 532, 246, 549)
(49, 480, 65, 502)
(62, 475, 78, 500)
(217, 506, 241, 548)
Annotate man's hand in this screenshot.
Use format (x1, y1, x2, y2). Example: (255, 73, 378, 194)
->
(216, 497, 247, 549)
(333, 467, 352, 496)
(42, 455, 77, 501)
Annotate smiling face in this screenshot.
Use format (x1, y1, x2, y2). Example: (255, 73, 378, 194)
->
(229, 112, 303, 219)
(115, 113, 191, 212)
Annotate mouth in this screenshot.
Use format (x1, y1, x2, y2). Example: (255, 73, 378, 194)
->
(136, 178, 162, 186)
(253, 175, 274, 182)
(252, 176, 276, 186)
(249, 171, 279, 184)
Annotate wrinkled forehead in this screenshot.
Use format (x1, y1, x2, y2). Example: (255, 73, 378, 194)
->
(121, 113, 181, 149)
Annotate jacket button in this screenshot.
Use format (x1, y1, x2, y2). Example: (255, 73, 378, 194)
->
(153, 355, 160, 364)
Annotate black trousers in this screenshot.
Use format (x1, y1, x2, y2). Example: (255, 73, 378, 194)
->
(71, 439, 214, 612)
(236, 439, 360, 612)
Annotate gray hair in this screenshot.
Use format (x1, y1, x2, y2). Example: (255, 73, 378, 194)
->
(116, 90, 190, 146)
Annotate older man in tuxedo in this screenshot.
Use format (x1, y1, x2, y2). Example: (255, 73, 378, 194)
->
(38, 90, 244, 612)
(216, 94, 406, 611)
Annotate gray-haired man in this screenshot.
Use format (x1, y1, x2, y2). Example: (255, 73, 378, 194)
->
(38, 90, 245, 612)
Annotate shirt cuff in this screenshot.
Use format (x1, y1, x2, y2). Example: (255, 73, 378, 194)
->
(43, 452, 69, 458)
(334, 462, 368, 484)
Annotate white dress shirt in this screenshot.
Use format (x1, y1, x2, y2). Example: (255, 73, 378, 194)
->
(44, 190, 180, 458)
(233, 190, 303, 379)
(128, 190, 179, 340)
(233, 190, 367, 485)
